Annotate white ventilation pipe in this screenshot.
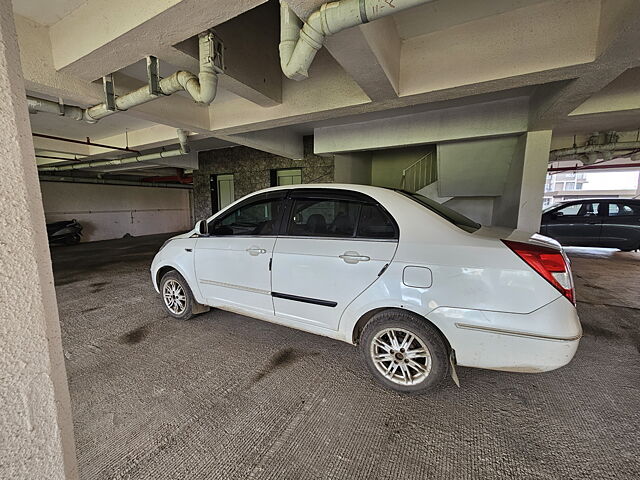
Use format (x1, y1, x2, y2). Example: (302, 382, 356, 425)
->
(38, 129, 190, 172)
(27, 97, 84, 121)
(280, 0, 430, 80)
(28, 32, 219, 123)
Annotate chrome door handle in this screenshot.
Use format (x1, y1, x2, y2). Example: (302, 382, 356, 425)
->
(246, 247, 267, 256)
(339, 251, 370, 264)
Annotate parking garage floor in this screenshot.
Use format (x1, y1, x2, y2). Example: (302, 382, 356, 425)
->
(52, 234, 640, 480)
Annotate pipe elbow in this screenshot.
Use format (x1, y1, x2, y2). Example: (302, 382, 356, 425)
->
(198, 71, 218, 105)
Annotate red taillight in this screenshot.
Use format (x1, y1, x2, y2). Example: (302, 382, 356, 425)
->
(502, 240, 575, 305)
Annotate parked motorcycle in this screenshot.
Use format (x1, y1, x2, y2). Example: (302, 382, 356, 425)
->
(46, 219, 83, 245)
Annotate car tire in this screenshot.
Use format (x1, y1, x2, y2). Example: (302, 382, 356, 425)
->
(360, 309, 450, 393)
(159, 270, 195, 320)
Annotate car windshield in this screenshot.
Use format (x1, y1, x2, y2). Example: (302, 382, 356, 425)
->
(395, 190, 481, 233)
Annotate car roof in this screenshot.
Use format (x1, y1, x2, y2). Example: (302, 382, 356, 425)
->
(554, 198, 640, 205)
(253, 183, 395, 196)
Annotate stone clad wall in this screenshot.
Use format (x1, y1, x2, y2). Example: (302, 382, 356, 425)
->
(193, 137, 334, 220)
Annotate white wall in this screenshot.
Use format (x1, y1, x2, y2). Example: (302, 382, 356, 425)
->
(40, 182, 192, 242)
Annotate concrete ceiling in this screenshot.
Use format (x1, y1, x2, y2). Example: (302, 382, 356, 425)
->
(28, 105, 157, 141)
(11, 0, 86, 26)
(393, 0, 549, 40)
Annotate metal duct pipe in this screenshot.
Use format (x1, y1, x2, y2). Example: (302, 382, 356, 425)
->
(38, 129, 190, 172)
(27, 97, 84, 121)
(28, 32, 219, 123)
(550, 142, 640, 161)
(280, 0, 431, 80)
(39, 175, 192, 189)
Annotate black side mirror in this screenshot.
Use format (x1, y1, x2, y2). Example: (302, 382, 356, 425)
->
(195, 220, 208, 236)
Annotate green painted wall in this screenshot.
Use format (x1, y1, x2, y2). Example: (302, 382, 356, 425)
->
(371, 145, 436, 189)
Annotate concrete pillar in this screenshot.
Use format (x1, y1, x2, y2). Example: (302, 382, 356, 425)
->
(516, 130, 553, 232)
(0, 3, 78, 479)
(492, 130, 552, 231)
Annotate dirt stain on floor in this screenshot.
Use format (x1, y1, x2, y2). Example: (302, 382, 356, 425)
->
(119, 324, 150, 345)
(81, 306, 103, 314)
(252, 348, 316, 382)
(89, 281, 111, 293)
(581, 322, 620, 339)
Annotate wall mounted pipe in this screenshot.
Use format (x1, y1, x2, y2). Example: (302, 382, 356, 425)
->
(32, 132, 139, 153)
(550, 142, 640, 161)
(39, 175, 192, 189)
(279, 0, 431, 81)
(38, 129, 190, 172)
(28, 32, 219, 123)
(27, 97, 84, 121)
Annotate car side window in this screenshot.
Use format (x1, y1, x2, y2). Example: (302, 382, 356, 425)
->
(357, 204, 397, 239)
(610, 203, 637, 216)
(288, 198, 361, 237)
(555, 203, 581, 216)
(209, 198, 283, 236)
(556, 202, 600, 217)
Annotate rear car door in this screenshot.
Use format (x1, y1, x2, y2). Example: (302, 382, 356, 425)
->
(543, 201, 603, 247)
(600, 201, 640, 250)
(194, 191, 285, 317)
(271, 190, 398, 331)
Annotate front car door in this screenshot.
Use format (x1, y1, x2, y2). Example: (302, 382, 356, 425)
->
(600, 201, 640, 250)
(542, 201, 604, 247)
(271, 189, 398, 331)
(194, 191, 285, 317)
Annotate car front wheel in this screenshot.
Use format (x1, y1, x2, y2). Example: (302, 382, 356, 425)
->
(160, 271, 195, 320)
(360, 310, 450, 393)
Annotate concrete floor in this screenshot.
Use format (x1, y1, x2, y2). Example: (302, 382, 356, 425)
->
(52, 235, 640, 480)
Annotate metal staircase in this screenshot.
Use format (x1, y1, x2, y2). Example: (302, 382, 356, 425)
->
(400, 152, 436, 192)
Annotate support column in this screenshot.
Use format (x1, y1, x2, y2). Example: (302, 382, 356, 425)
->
(0, 2, 78, 479)
(516, 130, 553, 232)
(492, 130, 552, 231)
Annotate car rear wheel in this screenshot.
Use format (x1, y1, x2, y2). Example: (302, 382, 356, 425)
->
(360, 310, 450, 393)
(160, 271, 195, 320)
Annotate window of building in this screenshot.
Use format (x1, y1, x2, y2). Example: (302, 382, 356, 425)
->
(565, 182, 575, 190)
(210, 174, 234, 212)
(275, 168, 302, 186)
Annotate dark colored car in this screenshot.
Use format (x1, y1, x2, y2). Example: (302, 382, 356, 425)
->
(540, 199, 640, 251)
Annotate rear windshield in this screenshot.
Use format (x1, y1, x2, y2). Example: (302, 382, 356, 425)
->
(395, 190, 481, 233)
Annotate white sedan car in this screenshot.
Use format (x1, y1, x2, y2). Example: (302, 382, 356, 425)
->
(151, 184, 581, 393)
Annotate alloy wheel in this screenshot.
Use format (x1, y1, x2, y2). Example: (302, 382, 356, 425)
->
(163, 279, 186, 315)
(370, 327, 432, 386)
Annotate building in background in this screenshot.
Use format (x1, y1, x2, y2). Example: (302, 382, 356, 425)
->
(543, 169, 640, 208)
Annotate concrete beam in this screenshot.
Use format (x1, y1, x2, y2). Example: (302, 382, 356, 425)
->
(0, 1, 78, 477)
(325, 18, 401, 101)
(529, 0, 640, 129)
(400, 0, 600, 96)
(168, 1, 282, 107)
(224, 128, 304, 160)
(49, 0, 268, 81)
(313, 97, 530, 154)
(16, 15, 211, 133)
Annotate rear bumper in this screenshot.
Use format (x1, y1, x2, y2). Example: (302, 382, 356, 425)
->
(429, 297, 581, 373)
